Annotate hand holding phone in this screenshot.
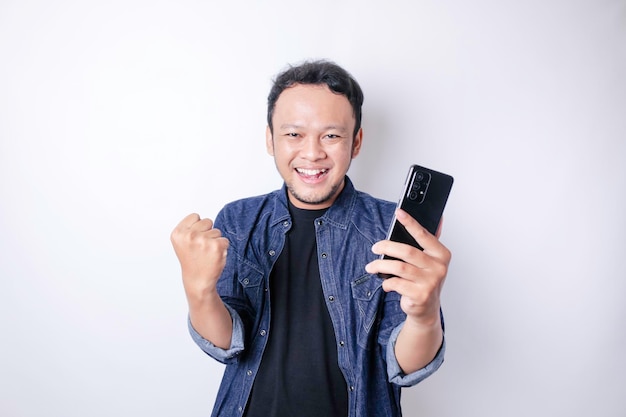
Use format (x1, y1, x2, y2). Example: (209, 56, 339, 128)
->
(367, 165, 452, 363)
(382, 164, 453, 259)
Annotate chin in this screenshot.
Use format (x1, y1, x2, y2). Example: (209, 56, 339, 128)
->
(289, 185, 340, 208)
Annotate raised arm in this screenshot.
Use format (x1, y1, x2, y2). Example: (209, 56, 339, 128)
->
(170, 213, 233, 349)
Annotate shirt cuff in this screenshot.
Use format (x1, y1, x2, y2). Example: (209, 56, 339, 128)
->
(386, 321, 446, 387)
(188, 303, 245, 364)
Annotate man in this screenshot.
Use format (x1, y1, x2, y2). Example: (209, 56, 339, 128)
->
(171, 60, 450, 417)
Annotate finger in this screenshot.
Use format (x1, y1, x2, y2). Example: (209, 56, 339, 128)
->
(172, 214, 200, 243)
(190, 218, 214, 232)
(395, 209, 445, 257)
(365, 257, 423, 281)
(383, 278, 443, 321)
(202, 228, 224, 240)
(177, 213, 201, 229)
(370, 240, 430, 268)
(381, 275, 420, 296)
(214, 236, 230, 252)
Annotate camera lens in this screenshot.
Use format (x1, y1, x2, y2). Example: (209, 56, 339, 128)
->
(409, 191, 418, 200)
(415, 172, 424, 182)
(412, 181, 421, 190)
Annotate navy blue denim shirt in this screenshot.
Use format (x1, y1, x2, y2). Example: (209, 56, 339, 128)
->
(189, 177, 445, 417)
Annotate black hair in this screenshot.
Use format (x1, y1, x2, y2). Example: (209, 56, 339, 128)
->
(267, 59, 364, 138)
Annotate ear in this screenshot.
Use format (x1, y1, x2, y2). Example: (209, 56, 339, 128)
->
(351, 128, 363, 158)
(265, 125, 274, 156)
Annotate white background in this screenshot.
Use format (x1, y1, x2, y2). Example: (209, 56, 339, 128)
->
(1, 1, 625, 416)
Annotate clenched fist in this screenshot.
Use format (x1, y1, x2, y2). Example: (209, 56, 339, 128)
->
(170, 213, 230, 299)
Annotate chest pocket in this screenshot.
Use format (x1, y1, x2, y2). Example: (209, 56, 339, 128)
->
(351, 274, 384, 349)
(236, 255, 265, 310)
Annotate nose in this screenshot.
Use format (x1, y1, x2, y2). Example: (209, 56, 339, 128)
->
(301, 136, 326, 161)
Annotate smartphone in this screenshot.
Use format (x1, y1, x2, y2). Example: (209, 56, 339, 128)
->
(382, 164, 454, 260)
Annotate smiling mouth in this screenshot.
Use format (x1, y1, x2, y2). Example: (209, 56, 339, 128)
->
(296, 168, 328, 179)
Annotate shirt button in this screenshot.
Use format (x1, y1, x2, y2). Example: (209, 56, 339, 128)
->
(283, 221, 289, 227)
(328, 296, 335, 302)
(350, 385, 355, 391)
(339, 341, 345, 347)
(238, 406, 243, 412)
(316, 220, 323, 226)
(260, 329, 266, 336)
(247, 370, 253, 376)
(269, 250, 276, 256)
(321, 253, 327, 258)
(242, 278, 249, 285)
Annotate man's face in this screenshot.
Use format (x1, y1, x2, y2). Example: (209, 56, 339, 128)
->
(266, 83, 363, 210)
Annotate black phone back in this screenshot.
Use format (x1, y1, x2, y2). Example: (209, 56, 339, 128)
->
(385, 164, 454, 253)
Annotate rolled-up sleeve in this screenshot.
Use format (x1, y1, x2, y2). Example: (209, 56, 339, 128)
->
(386, 321, 446, 387)
(188, 303, 246, 364)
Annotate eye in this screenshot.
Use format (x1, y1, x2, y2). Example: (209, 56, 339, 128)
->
(324, 134, 340, 140)
(285, 132, 300, 138)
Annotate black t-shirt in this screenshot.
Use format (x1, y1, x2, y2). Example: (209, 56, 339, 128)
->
(245, 202, 348, 417)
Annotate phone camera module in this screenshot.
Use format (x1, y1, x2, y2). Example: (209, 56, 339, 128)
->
(408, 170, 431, 204)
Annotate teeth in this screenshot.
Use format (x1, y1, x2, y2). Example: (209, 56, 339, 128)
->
(297, 168, 327, 176)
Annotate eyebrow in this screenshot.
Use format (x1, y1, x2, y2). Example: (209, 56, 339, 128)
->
(279, 123, 348, 133)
